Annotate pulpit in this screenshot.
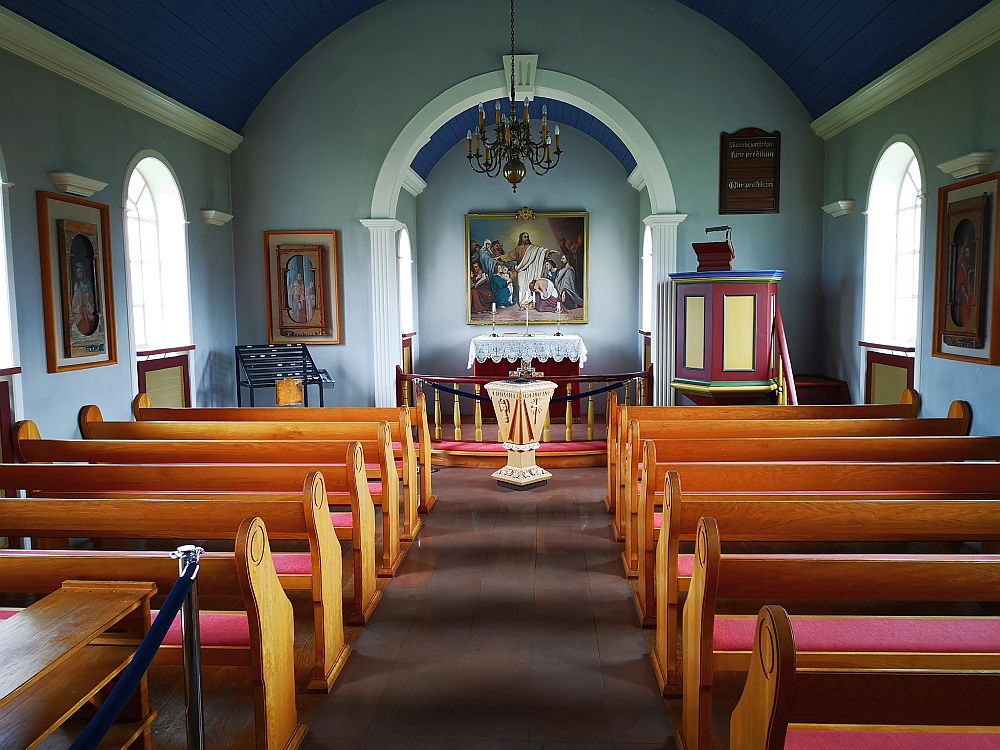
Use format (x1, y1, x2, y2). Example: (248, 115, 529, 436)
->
(670, 269, 783, 405)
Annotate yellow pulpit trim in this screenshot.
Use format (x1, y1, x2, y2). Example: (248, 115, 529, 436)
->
(723, 294, 756, 371)
(684, 296, 705, 370)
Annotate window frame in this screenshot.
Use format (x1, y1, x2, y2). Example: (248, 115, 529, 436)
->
(121, 150, 195, 398)
(860, 136, 926, 393)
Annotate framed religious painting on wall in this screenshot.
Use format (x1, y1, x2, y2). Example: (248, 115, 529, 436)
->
(264, 230, 343, 344)
(36, 191, 117, 373)
(465, 207, 588, 325)
(932, 171, 1000, 365)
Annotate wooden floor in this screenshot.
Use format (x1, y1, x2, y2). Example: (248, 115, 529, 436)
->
(300, 466, 674, 749)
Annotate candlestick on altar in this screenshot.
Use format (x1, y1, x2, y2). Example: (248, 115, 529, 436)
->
(554, 300, 563, 336)
(490, 303, 499, 336)
(523, 304, 532, 337)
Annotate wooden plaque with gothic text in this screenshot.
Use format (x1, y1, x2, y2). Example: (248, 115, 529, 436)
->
(719, 128, 780, 214)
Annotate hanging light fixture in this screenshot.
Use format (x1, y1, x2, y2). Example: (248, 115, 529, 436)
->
(466, 0, 562, 192)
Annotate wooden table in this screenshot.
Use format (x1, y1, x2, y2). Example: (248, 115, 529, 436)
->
(0, 580, 157, 749)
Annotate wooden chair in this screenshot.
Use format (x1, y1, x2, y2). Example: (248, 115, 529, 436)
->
(680, 517, 1000, 750)
(650, 482, 1000, 693)
(0, 517, 308, 749)
(618, 402, 974, 576)
(0, 468, 352, 692)
(68, 412, 406, 575)
(605, 388, 922, 519)
(131, 391, 436, 514)
(728, 605, 1000, 750)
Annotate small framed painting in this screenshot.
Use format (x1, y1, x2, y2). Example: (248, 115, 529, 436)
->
(264, 230, 342, 344)
(932, 171, 1000, 364)
(465, 207, 588, 325)
(36, 191, 117, 373)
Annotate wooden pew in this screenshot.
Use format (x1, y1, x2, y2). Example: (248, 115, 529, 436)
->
(72, 410, 406, 574)
(0, 468, 352, 692)
(0, 517, 308, 749)
(729, 605, 1000, 750)
(649, 476, 1000, 693)
(604, 388, 922, 516)
(131, 391, 437, 514)
(618, 402, 974, 575)
(638, 456, 1000, 629)
(682, 518, 1000, 750)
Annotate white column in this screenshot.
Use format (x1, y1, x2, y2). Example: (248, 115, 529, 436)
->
(361, 218, 404, 406)
(643, 214, 687, 405)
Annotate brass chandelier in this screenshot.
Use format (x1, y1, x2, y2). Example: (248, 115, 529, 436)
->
(466, 0, 562, 192)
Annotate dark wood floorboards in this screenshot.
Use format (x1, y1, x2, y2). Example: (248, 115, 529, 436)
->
(301, 466, 675, 750)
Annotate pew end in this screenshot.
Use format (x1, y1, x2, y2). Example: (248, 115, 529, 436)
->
(78, 403, 105, 436)
(949, 399, 973, 434)
(132, 393, 151, 420)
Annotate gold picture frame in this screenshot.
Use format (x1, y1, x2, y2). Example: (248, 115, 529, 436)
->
(932, 171, 1000, 365)
(263, 230, 343, 345)
(36, 191, 118, 373)
(465, 207, 588, 325)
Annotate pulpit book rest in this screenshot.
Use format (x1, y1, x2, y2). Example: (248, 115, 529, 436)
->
(236, 344, 335, 406)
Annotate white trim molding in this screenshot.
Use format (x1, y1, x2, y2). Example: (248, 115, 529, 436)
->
(821, 200, 856, 217)
(811, 2, 1000, 140)
(502, 54, 538, 100)
(644, 213, 688, 406)
(48, 172, 107, 197)
(401, 168, 427, 197)
(627, 166, 646, 192)
(199, 209, 234, 226)
(937, 151, 996, 179)
(360, 218, 405, 407)
(0, 7, 243, 154)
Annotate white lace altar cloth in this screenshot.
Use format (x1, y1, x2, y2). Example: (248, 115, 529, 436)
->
(468, 335, 588, 370)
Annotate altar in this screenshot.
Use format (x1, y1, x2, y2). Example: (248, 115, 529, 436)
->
(468, 334, 587, 417)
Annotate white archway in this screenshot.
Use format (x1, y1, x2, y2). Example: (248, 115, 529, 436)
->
(364, 67, 684, 406)
(371, 68, 677, 219)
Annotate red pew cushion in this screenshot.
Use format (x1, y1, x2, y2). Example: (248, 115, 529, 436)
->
(0, 608, 18, 620)
(785, 729, 1000, 749)
(677, 554, 694, 578)
(366, 462, 405, 471)
(272, 553, 311, 575)
(715, 615, 1000, 653)
(433, 440, 605, 453)
(330, 511, 352, 528)
(159, 610, 249, 648)
(653, 511, 662, 529)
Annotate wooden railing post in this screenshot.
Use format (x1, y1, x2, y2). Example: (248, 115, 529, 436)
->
(624, 381, 631, 407)
(433, 388, 442, 440)
(474, 385, 483, 442)
(564, 384, 573, 441)
(587, 383, 595, 440)
(453, 383, 462, 440)
(543, 411, 551, 443)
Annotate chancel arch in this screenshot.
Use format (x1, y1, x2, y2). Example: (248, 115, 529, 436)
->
(366, 66, 684, 405)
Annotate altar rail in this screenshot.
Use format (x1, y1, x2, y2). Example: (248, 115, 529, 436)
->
(396, 365, 652, 443)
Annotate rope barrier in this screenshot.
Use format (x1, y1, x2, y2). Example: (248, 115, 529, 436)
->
(414, 378, 637, 404)
(70, 556, 201, 750)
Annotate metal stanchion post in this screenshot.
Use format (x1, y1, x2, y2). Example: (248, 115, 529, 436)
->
(171, 544, 205, 750)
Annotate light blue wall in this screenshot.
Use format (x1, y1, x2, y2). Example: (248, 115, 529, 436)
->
(821, 43, 1000, 431)
(230, 0, 826, 405)
(415, 126, 640, 377)
(0, 49, 236, 437)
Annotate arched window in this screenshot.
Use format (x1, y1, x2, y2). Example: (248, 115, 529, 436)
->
(0, 168, 15, 368)
(641, 226, 653, 332)
(124, 157, 192, 351)
(863, 142, 923, 347)
(398, 226, 415, 333)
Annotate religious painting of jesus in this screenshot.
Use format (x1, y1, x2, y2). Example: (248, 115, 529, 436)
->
(465, 208, 588, 325)
(933, 172, 1000, 365)
(264, 230, 342, 344)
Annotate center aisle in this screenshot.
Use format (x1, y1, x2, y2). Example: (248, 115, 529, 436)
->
(303, 467, 674, 749)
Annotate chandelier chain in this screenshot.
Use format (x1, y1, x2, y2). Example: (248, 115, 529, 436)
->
(510, 0, 516, 102)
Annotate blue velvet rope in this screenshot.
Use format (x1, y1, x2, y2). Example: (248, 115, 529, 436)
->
(70, 562, 198, 750)
(418, 379, 631, 404)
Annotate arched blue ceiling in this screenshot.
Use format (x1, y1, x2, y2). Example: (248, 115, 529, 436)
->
(0, 0, 990, 131)
(410, 97, 637, 181)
